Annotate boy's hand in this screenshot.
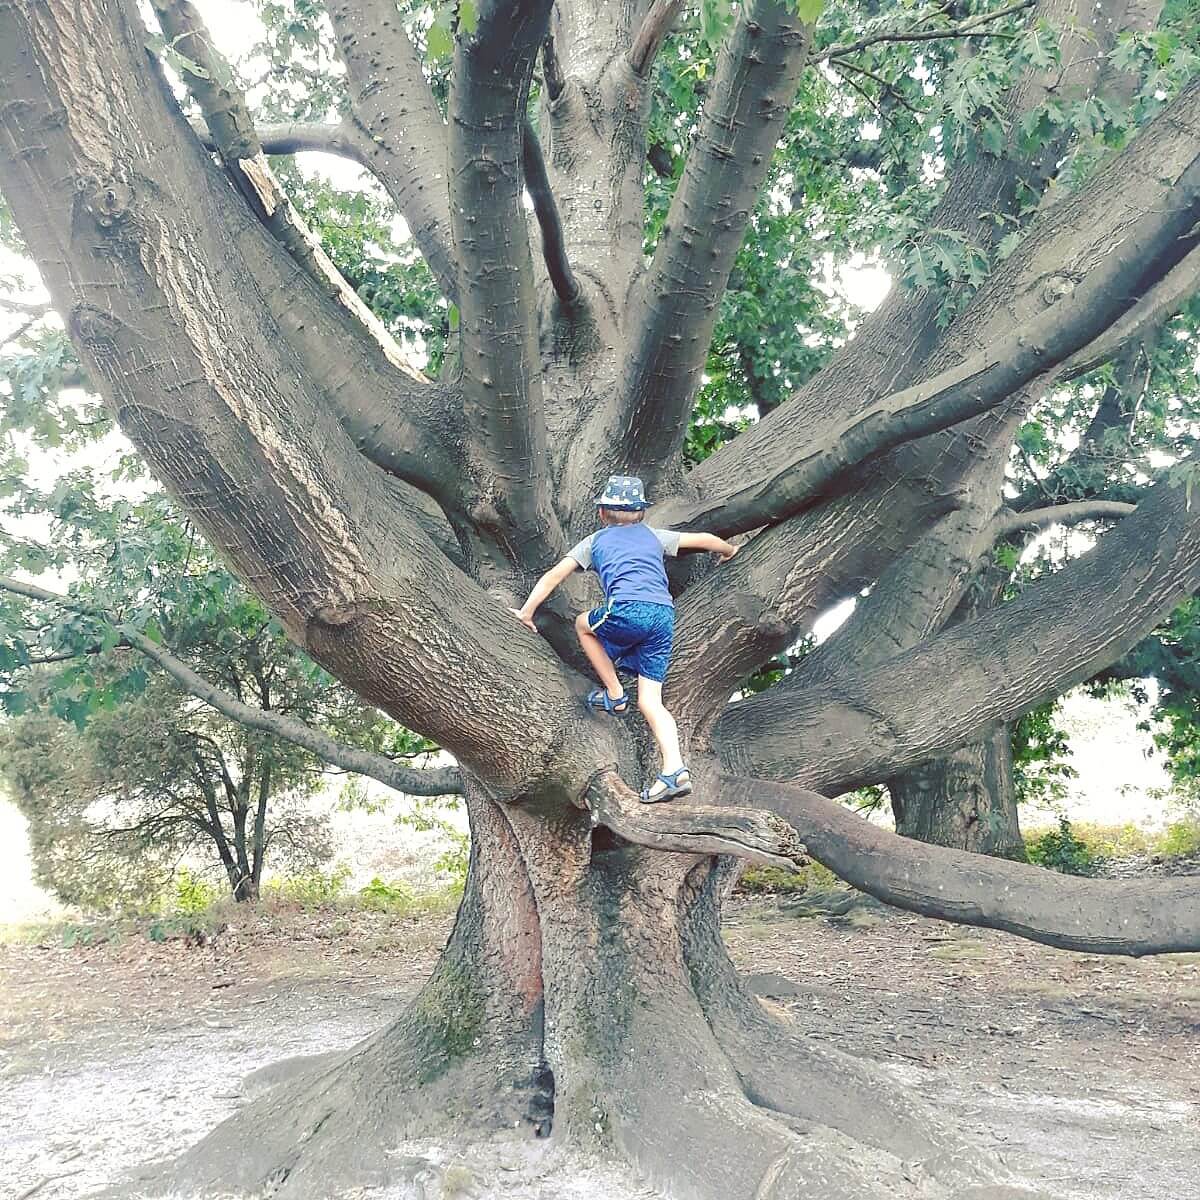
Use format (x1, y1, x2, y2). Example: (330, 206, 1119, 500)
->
(510, 608, 539, 633)
(715, 543, 739, 563)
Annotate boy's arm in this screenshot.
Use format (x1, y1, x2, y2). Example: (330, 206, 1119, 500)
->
(510, 557, 581, 632)
(676, 531, 739, 562)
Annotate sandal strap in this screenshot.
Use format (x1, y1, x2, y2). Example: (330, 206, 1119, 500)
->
(589, 688, 628, 712)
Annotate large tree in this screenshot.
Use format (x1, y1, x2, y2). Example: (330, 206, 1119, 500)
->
(1, 0, 1200, 1196)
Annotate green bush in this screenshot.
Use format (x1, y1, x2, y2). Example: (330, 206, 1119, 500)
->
(1056, 821, 1155, 860)
(433, 832, 469, 886)
(172, 867, 222, 915)
(60, 921, 110, 948)
(1161, 819, 1200, 857)
(1025, 818, 1097, 876)
(266, 863, 351, 907)
(358, 876, 414, 910)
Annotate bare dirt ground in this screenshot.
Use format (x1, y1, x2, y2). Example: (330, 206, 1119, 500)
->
(1, 892, 1197, 1200)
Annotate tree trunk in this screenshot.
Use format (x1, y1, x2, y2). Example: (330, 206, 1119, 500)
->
(230, 782, 257, 903)
(143, 776, 1027, 1200)
(251, 757, 271, 893)
(890, 726, 1026, 859)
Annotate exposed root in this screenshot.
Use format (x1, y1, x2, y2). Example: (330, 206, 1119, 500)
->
(577, 1008, 1037, 1200)
(240, 1050, 339, 1097)
(678, 865, 1048, 1198)
(112, 997, 544, 1198)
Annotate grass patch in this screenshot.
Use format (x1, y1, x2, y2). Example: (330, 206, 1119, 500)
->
(0, 918, 125, 947)
(738, 861, 840, 895)
(928, 939, 992, 962)
(0, 874, 463, 949)
(1022, 817, 1200, 871)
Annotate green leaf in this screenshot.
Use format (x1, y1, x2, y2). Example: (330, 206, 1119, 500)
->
(700, 0, 733, 48)
(793, 0, 825, 24)
(427, 21, 453, 61)
(447, 302, 460, 332)
(458, 0, 478, 34)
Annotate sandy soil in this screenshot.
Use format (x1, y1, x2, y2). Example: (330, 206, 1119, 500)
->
(1, 895, 1197, 1200)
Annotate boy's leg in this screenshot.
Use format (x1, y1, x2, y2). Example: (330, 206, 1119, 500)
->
(637, 677, 684, 779)
(575, 611, 625, 700)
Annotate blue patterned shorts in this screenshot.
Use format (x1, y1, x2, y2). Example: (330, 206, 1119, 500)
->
(585, 600, 675, 683)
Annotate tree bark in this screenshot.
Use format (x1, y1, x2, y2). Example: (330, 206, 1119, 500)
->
(890, 727, 1026, 859)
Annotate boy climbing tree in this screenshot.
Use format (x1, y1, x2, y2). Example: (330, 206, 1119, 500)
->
(511, 475, 738, 803)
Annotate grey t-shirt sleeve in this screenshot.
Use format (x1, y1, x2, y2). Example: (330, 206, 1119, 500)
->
(567, 532, 596, 570)
(651, 527, 682, 557)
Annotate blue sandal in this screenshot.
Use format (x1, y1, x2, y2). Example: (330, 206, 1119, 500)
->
(587, 687, 630, 716)
(640, 767, 692, 804)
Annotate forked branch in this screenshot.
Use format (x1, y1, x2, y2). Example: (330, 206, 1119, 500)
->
(150, 0, 425, 383)
(586, 770, 806, 869)
(660, 152, 1200, 537)
(0, 575, 465, 797)
(722, 773, 1200, 956)
(611, 0, 815, 490)
(325, 0, 459, 301)
(718, 450, 1200, 793)
(153, 0, 464, 508)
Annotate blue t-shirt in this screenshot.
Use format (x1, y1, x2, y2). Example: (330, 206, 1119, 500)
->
(568, 524, 681, 607)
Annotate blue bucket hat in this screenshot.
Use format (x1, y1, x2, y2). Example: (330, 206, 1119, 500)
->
(595, 475, 649, 511)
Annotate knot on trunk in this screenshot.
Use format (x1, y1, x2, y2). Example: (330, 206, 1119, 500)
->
(86, 176, 133, 228)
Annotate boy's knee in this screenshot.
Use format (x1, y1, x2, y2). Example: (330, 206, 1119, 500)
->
(574, 611, 591, 635)
(638, 691, 663, 716)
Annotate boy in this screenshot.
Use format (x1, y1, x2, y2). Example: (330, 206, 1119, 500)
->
(510, 475, 738, 804)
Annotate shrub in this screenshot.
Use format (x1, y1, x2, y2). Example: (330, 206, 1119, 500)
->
(358, 876, 414, 910)
(1025, 818, 1097, 876)
(267, 863, 351, 907)
(1161, 819, 1200, 857)
(433, 832, 469, 886)
(172, 867, 222, 915)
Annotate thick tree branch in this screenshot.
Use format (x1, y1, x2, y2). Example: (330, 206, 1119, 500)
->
(194, 119, 369, 164)
(0, 0, 584, 790)
(450, 0, 565, 575)
(585, 770, 806, 870)
(628, 0, 684, 76)
(659, 69, 1200, 721)
(0, 575, 464, 796)
(1060, 241, 1200, 381)
(155, 0, 468, 511)
(993, 499, 1136, 538)
(521, 120, 581, 308)
(325, 0, 458, 301)
(677, 0, 1165, 537)
(722, 774, 1200, 956)
(660, 149, 1200, 538)
(605, 0, 815, 494)
(151, 0, 425, 384)
(718, 452, 1200, 793)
